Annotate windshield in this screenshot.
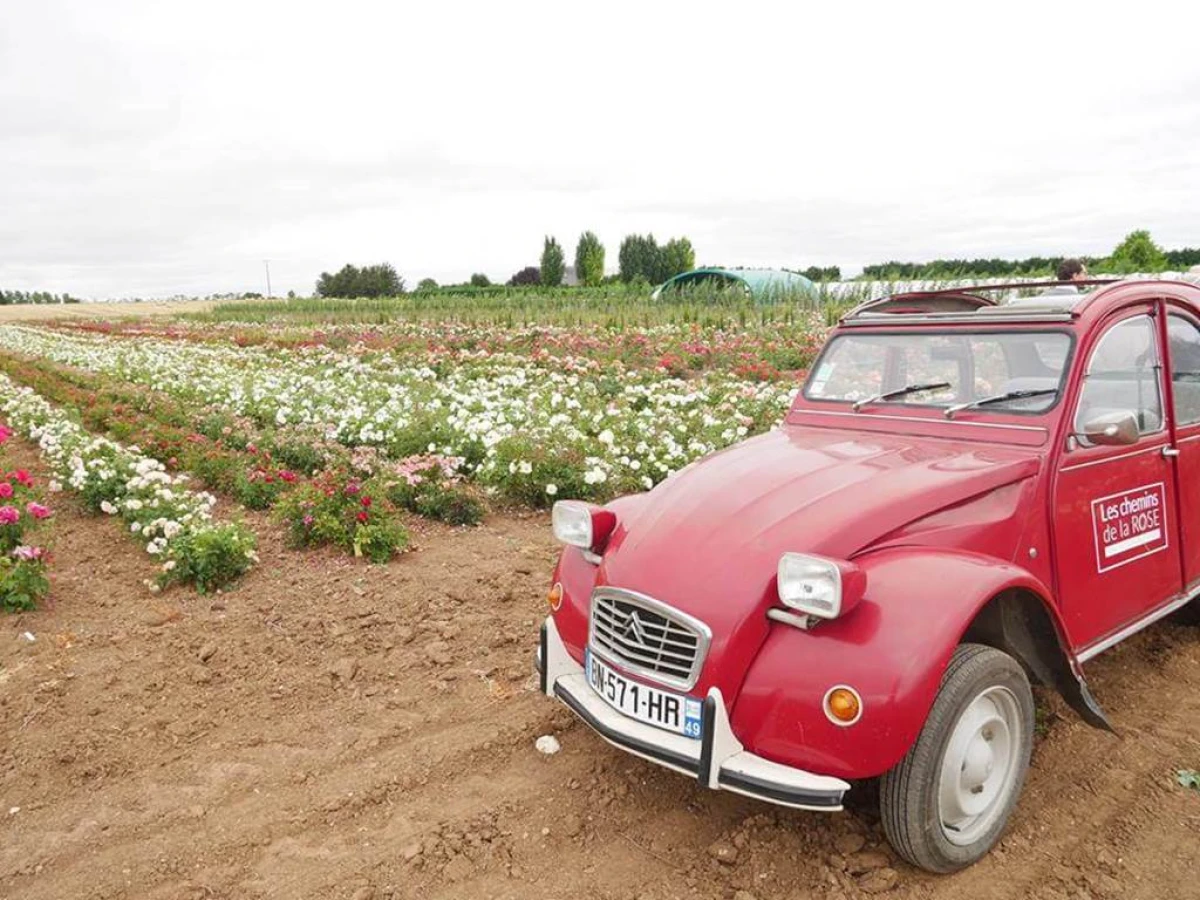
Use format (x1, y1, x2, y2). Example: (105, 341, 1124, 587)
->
(805, 331, 1073, 413)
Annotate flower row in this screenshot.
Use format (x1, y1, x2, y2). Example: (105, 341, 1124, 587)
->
(0, 353, 486, 535)
(0, 373, 256, 593)
(0, 423, 52, 611)
(51, 315, 829, 380)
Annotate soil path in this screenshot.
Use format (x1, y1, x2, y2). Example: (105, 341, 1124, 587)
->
(2, 437, 1199, 900)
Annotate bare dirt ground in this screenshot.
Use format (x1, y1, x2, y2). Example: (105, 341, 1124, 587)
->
(3, 436, 1200, 900)
(0, 301, 213, 323)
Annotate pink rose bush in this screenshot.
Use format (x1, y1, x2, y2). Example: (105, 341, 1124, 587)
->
(0, 425, 52, 612)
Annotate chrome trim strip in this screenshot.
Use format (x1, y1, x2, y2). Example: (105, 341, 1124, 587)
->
(588, 587, 712, 691)
(1058, 444, 1163, 472)
(1178, 432, 1200, 445)
(1077, 587, 1200, 663)
(795, 409, 1047, 433)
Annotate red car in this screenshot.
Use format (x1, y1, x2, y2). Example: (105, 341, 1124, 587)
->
(537, 277, 1200, 872)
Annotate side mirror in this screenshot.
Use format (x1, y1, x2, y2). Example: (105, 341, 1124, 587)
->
(1078, 411, 1139, 446)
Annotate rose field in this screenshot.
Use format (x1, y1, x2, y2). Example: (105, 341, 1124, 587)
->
(0, 315, 824, 532)
(4, 296, 1200, 900)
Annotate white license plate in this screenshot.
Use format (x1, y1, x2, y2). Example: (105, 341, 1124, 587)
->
(586, 649, 703, 739)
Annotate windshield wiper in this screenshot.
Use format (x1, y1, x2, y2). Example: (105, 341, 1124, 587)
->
(851, 381, 951, 413)
(943, 388, 1058, 418)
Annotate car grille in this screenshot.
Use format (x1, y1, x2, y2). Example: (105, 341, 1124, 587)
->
(589, 589, 710, 690)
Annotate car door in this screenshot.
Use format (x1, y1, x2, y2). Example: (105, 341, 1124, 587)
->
(1052, 308, 1184, 652)
(1165, 310, 1200, 586)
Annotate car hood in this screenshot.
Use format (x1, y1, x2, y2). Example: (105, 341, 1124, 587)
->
(596, 425, 1041, 697)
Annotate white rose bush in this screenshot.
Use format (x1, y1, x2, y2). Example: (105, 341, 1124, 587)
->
(0, 372, 256, 592)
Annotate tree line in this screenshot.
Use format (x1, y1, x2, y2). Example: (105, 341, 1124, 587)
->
(0, 290, 80, 305)
(526, 231, 698, 288)
(861, 232, 1200, 280)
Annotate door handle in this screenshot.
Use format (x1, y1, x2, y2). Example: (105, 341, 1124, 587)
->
(1163, 446, 1180, 458)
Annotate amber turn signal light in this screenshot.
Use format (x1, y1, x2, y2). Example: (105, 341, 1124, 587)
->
(547, 583, 564, 611)
(824, 686, 863, 726)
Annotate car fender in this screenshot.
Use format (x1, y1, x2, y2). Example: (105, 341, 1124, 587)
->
(548, 493, 650, 661)
(730, 547, 1073, 780)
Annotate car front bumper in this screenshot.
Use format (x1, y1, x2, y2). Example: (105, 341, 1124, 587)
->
(537, 616, 850, 812)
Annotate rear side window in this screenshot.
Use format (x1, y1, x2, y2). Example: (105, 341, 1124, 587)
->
(1167, 314, 1200, 425)
(1074, 315, 1163, 440)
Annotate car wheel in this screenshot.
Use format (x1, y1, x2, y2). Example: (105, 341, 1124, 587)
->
(879, 643, 1034, 873)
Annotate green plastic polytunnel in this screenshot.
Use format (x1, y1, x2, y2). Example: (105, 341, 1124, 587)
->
(651, 267, 817, 303)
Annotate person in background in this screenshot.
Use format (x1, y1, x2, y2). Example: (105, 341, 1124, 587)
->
(1056, 258, 1088, 282)
(1041, 258, 1089, 296)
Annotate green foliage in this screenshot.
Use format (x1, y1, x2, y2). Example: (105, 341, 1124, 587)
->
(352, 518, 409, 563)
(619, 234, 695, 284)
(416, 278, 439, 291)
(540, 237, 565, 287)
(315, 263, 405, 298)
(158, 523, 258, 593)
(660, 238, 695, 283)
(802, 265, 841, 282)
(1177, 769, 1200, 790)
(1106, 230, 1168, 274)
(0, 290, 79, 305)
(267, 439, 326, 476)
(189, 451, 240, 492)
(618, 234, 659, 283)
(484, 437, 596, 507)
(0, 554, 48, 612)
(1166, 248, 1200, 269)
(574, 232, 606, 287)
(383, 459, 485, 526)
(469, 273, 492, 288)
(508, 266, 541, 286)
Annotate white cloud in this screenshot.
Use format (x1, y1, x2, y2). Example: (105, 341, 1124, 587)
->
(1, 0, 1198, 297)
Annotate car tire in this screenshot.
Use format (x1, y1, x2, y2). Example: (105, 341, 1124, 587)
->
(879, 643, 1034, 873)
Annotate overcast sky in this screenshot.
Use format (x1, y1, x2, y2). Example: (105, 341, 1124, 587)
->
(2, 1, 1198, 298)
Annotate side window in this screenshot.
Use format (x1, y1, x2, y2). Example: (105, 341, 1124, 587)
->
(1168, 314, 1200, 426)
(1074, 315, 1163, 442)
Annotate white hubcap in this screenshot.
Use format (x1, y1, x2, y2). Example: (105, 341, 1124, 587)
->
(938, 686, 1021, 846)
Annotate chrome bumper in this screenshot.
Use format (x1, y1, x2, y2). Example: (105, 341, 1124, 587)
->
(538, 616, 849, 812)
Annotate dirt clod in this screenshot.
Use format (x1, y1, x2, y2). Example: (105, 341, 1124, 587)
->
(859, 867, 900, 893)
(847, 850, 891, 874)
(425, 641, 452, 665)
(707, 839, 739, 865)
(331, 657, 359, 683)
(834, 833, 866, 856)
